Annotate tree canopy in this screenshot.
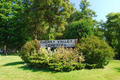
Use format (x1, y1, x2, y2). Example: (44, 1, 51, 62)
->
(101, 12, 120, 58)
(64, 20, 93, 39)
(0, 0, 119, 60)
(0, 0, 33, 52)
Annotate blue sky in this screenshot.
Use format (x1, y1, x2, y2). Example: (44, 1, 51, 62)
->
(70, 0, 120, 21)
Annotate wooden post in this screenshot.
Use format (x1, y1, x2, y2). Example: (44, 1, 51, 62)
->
(75, 39, 78, 44)
(37, 41, 40, 53)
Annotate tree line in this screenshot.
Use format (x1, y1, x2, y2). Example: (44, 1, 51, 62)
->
(0, 0, 120, 59)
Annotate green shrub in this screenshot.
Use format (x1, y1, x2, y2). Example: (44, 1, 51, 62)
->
(75, 35, 115, 68)
(64, 20, 93, 39)
(48, 47, 85, 72)
(74, 63, 86, 70)
(20, 39, 37, 63)
(85, 63, 97, 69)
(20, 44, 85, 72)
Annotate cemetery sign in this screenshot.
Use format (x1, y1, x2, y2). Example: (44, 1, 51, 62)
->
(40, 39, 77, 48)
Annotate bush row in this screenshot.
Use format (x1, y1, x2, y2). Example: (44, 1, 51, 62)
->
(21, 47, 87, 72)
(20, 36, 115, 72)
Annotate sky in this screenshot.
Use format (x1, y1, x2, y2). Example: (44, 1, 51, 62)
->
(70, 0, 120, 21)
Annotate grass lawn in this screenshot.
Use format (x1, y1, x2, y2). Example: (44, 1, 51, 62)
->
(0, 54, 120, 80)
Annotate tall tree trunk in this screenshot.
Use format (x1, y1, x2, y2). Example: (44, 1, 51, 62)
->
(6, 44, 8, 53)
(2, 44, 4, 53)
(49, 24, 51, 39)
(35, 23, 37, 39)
(49, 24, 51, 33)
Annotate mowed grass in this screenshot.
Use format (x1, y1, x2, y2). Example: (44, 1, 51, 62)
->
(0, 54, 120, 80)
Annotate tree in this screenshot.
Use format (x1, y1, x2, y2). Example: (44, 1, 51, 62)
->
(0, 1, 14, 52)
(67, 0, 96, 27)
(23, 0, 74, 40)
(38, 0, 74, 39)
(42, 0, 74, 32)
(103, 12, 120, 58)
(66, 0, 101, 39)
(23, 0, 48, 40)
(64, 20, 93, 39)
(0, 0, 31, 52)
(93, 20, 104, 40)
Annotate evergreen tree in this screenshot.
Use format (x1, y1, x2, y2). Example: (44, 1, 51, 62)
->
(0, 0, 30, 52)
(103, 12, 120, 58)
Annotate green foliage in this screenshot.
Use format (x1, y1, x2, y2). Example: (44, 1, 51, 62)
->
(92, 20, 104, 40)
(75, 35, 115, 68)
(67, 0, 96, 27)
(102, 12, 120, 59)
(26, 0, 74, 39)
(85, 63, 97, 69)
(0, 0, 31, 51)
(20, 40, 37, 62)
(67, 0, 97, 39)
(48, 47, 85, 71)
(55, 32, 64, 39)
(64, 20, 93, 39)
(20, 46, 85, 72)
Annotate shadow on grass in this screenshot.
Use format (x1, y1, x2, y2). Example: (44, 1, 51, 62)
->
(0, 54, 19, 57)
(3, 61, 57, 73)
(114, 67, 120, 72)
(19, 66, 57, 73)
(3, 61, 25, 66)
